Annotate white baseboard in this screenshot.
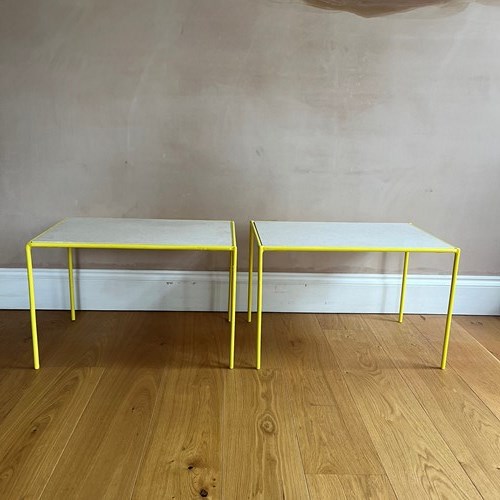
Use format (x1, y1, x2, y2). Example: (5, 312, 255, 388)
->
(1, 268, 499, 315)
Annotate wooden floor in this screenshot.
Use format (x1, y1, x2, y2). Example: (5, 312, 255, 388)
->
(0, 311, 499, 499)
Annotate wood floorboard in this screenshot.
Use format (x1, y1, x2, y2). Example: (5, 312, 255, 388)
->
(40, 314, 165, 499)
(366, 315, 500, 499)
(316, 313, 371, 331)
(262, 313, 344, 370)
(0, 311, 71, 423)
(132, 314, 226, 499)
(0, 365, 103, 499)
(0, 311, 110, 498)
(133, 313, 225, 499)
(222, 369, 310, 499)
(306, 474, 397, 500)
(0, 309, 33, 368)
(409, 315, 500, 420)
(306, 474, 347, 499)
(133, 368, 223, 500)
(455, 315, 500, 361)
(160, 311, 230, 369)
(266, 314, 383, 475)
(0, 310, 499, 499)
(233, 315, 258, 369)
(321, 324, 482, 499)
(0, 311, 150, 498)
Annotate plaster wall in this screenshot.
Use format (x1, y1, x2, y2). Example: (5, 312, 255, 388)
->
(1, 0, 499, 274)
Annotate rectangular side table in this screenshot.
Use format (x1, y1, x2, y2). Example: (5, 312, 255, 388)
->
(26, 218, 237, 369)
(247, 221, 460, 369)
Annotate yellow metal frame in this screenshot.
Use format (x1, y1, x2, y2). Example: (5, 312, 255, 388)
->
(398, 251, 410, 323)
(26, 220, 238, 370)
(247, 221, 460, 370)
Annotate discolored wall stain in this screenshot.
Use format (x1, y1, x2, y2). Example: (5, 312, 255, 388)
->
(302, 0, 491, 17)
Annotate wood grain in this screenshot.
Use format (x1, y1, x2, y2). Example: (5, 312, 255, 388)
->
(222, 369, 309, 499)
(306, 474, 346, 499)
(1, 311, 499, 499)
(40, 314, 164, 499)
(0, 311, 67, 423)
(296, 402, 384, 475)
(0, 362, 103, 498)
(409, 315, 500, 420)
(365, 315, 500, 499)
(307, 474, 397, 500)
(0, 310, 32, 368)
(132, 368, 223, 500)
(323, 325, 481, 499)
(0, 311, 136, 498)
(262, 313, 342, 370)
(268, 314, 383, 475)
(316, 313, 370, 331)
(156, 311, 230, 369)
(455, 315, 500, 360)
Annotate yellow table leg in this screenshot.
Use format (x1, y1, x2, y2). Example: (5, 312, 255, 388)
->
(26, 244, 40, 369)
(228, 250, 233, 322)
(229, 246, 237, 369)
(68, 247, 76, 321)
(441, 249, 461, 369)
(247, 222, 254, 323)
(256, 247, 264, 369)
(398, 251, 410, 323)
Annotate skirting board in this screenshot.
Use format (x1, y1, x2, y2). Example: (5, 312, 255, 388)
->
(1, 268, 499, 315)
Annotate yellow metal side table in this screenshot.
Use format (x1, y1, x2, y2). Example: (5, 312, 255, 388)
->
(26, 217, 238, 369)
(247, 221, 460, 370)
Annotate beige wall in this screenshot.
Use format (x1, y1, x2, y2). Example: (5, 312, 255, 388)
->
(1, 0, 499, 275)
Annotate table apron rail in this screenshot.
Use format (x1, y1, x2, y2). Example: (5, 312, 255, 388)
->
(28, 243, 235, 251)
(257, 246, 458, 253)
